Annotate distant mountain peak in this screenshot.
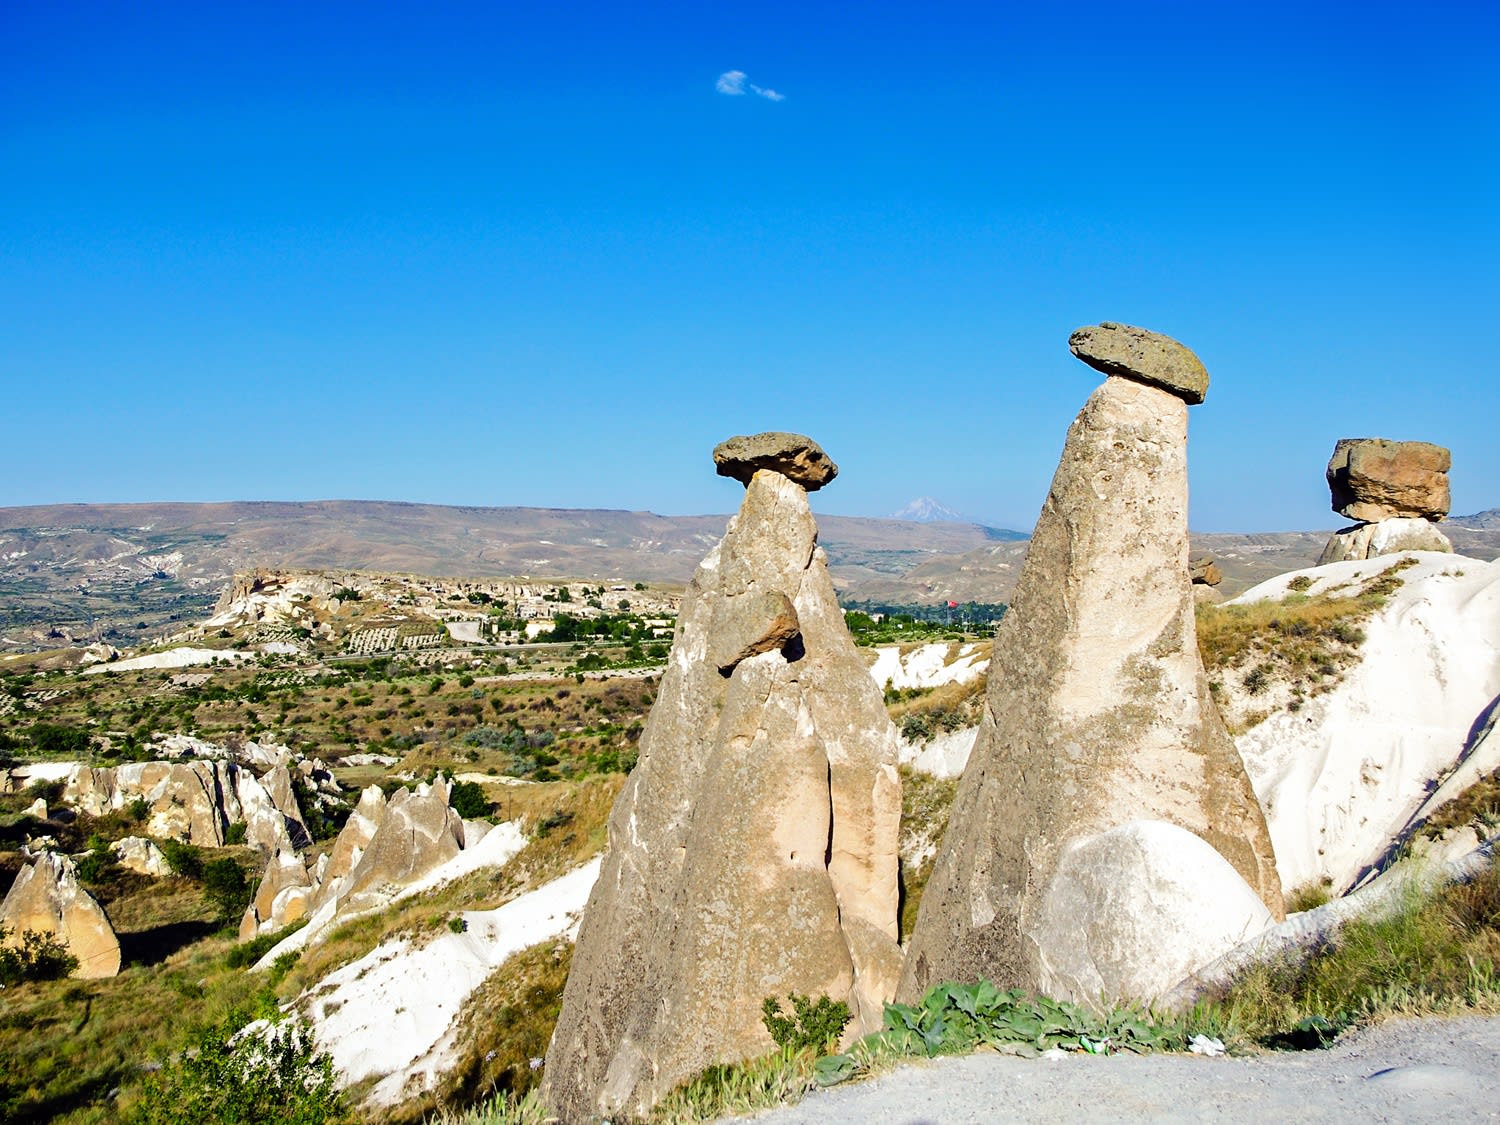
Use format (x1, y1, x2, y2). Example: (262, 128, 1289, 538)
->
(890, 497, 968, 523)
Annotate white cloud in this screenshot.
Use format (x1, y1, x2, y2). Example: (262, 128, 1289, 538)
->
(716, 69, 784, 102)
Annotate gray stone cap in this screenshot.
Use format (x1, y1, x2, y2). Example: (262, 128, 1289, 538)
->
(1068, 322, 1209, 405)
(712, 432, 839, 491)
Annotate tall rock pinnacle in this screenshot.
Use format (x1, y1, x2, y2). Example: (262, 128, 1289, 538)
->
(899, 325, 1282, 1008)
(542, 433, 901, 1121)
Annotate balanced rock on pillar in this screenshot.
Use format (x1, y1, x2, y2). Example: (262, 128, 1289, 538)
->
(1319, 438, 1453, 563)
(543, 433, 901, 1122)
(899, 325, 1281, 1011)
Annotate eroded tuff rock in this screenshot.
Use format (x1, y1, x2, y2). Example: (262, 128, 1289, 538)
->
(1030, 821, 1274, 1004)
(1, 852, 120, 978)
(543, 449, 901, 1122)
(899, 333, 1281, 1011)
(333, 777, 463, 914)
(63, 760, 305, 853)
(712, 431, 839, 490)
(113, 836, 171, 877)
(240, 848, 315, 940)
(1318, 517, 1454, 564)
(1327, 438, 1451, 523)
(1068, 322, 1210, 404)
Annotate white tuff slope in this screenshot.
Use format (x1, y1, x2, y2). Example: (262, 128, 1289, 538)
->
(305, 858, 600, 1108)
(1231, 553, 1500, 894)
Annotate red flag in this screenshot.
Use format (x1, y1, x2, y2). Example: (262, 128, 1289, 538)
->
(947, 601, 958, 608)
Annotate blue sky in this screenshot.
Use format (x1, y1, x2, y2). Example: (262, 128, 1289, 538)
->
(3, 1, 1495, 532)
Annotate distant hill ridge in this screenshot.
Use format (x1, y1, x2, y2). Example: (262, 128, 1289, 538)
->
(1, 499, 1495, 649)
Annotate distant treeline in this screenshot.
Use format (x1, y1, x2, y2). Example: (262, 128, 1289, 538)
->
(842, 600, 1008, 626)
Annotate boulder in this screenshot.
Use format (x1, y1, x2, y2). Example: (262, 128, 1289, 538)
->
(543, 449, 902, 1122)
(1318, 517, 1453, 565)
(25, 797, 48, 820)
(899, 332, 1281, 1010)
(1326, 438, 1451, 522)
(0, 852, 121, 978)
(240, 849, 314, 941)
(1189, 554, 1222, 586)
(113, 836, 172, 877)
(1030, 821, 1274, 1004)
(1068, 322, 1210, 404)
(712, 431, 839, 491)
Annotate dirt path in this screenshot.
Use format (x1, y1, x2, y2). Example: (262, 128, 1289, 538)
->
(733, 1015, 1500, 1123)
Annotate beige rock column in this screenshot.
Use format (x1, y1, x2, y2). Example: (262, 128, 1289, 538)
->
(1, 852, 121, 979)
(542, 433, 902, 1123)
(898, 324, 1282, 1006)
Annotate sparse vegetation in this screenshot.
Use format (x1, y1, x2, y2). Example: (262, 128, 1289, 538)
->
(0, 924, 79, 985)
(1196, 558, 1419, 732)
(760, 994, 850, 1054)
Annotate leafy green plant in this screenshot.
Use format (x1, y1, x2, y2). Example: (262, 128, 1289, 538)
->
(761, 994, 851, 1054)
(224, 821, 249, 846)
(815, 981, 1189, 1087)
(0, 925, 79, 985)
(159, 838, 203, 879)
(451, 779, 490, 819)
(130, 1013, 348, 1125)
(203, 858, 252, 921)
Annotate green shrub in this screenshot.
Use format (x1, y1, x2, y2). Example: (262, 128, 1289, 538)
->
(224, 822, 248, 846)
(451, 780, 490, 819)
(159, 839, 203, 879)
(0, 925, 78, 985)
(203, 858, 251, 921)
(130, 1014, 348, 1125)
(761, 994, 851, 1055)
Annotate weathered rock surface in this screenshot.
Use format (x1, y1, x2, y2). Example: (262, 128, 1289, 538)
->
(62, 760, 305, 854)
(1190, 554, 1223, 586)
(1318, 517, 1454, 565)
(543, 459, 902, 1122)
(712, 431, 839, 491)
(240, 848, 315, 940)
(1068, 322, 1210, 404)
(0, 852, 121, 978)
(337, 778, 463, 914)
(899, 344, 1281, 1010)
(113, 835, 171, 877)
(310, 785, 387, 914)
(1031, 820, 1274, 1004)
(1327, 438, 1451, 523)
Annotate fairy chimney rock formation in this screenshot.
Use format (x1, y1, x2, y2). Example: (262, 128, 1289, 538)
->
(1319, 438, 1454, 563)
(1, 852, 121, 978)
(543, 433, 901, 1122)
(898, 325, 1281, 1011)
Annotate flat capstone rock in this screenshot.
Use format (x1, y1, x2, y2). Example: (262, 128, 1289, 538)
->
(712, 432, 838, 491)
(1068, 322, 1210, 405)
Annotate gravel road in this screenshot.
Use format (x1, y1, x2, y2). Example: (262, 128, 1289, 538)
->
(731, 1015, 1500, 1124)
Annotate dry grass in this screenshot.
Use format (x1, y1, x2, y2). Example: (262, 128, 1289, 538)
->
(898, 766, 959, 941)
(887, 678, 985, 743)
(1195, 558, 1419, 730)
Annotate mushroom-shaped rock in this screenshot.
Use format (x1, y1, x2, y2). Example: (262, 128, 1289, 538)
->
(1326, 438, 1451, 523)
(543, 461, 901, 1122)
(712, 432, 838, 491)
(1, 852, 121, 978)
(1068, 322, 1210, 404)
(899, 328, 1280, 1008)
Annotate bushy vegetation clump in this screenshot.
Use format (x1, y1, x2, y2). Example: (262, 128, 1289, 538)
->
(130, 1010, 349, 1125)
(0, 924, 78, 985)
